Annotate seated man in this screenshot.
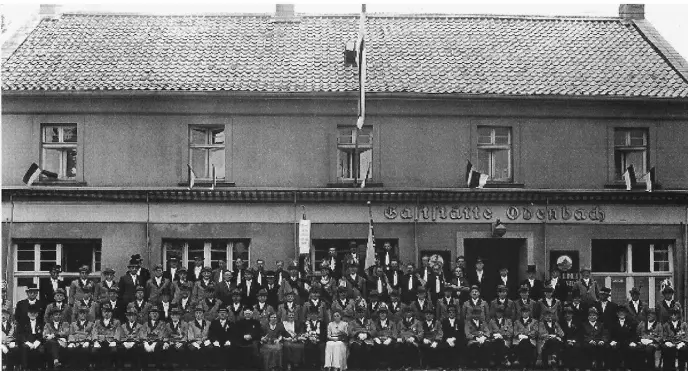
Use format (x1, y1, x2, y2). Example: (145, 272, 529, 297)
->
(18, 304, 45, 371)
(2, 309, 19, 371)
(662, 306, 688, 371)
(348, 306, 377, 370)
(440, 305, 464, 368)
(465, 307, 491, 369)
(582, 307, 607, 370)
(232, 307, 262, 370)
(187, 304, 212, 368)
(118, 307, 143, 370)
(395, 307, 422, 370)
(513, 307, 538, 369)
(607, 306, 639, 370)
(372, 304, 398, 369)
(208, 306, 233, 369)
(164, 306, 189, 369)
(560, 306, 583, 370)
(42, 308, 70, 369)
(488, 304, 513, 368)
(91, 303, 121, 370)
(637, 308, 663, 370)
(419, 308, 443, 369)
(536, 309, 564, 368)
(67, 306, 94, 370)
(140, 305, 167, 369)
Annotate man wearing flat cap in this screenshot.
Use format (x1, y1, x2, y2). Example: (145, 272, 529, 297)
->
(71, 284, 97, 323)
(192, 266, 214, 304)
(418, 308, 444, 369)
(129, 286, 152, 324)
(439, 305, 464, 369)
(227, 289, 245, 323)
(171, 266, 191, 303)
(513, 306, 539, 369)
(626, 287, 647, 326)
(140, 305, 166, 368)
(101, 286, 125, 323)
(571, 266, 599, 306)
(118, 258, 143, 305)
(514, 285, 537, 323)
(91, 303, 121, 370)
(163, 306, 189, 369)
(43, 287, 71, 324)
(119, 307, 143, 369)
(461, 285, 489, 322)
(581, 307, 607, 369)
(68, 265, 95, 306)
(490, 284, 517, 321)
(465, 306, 492, 369)
(637, 308, 663, 370)
(163, 256, 181, 282)
(536, 309, 564, 368)
(208, 306, 233, 368)
(537, 285, 563, 322)
(186, 304, 211, 366)
(263, 271, 281, 309)
(410, 287, 434, 320)
(95, 267, 117, 302)
(146, 264, 172, 304)
(43, 307, 70, 369)
(66, 305, 94, 370)
(488, 304, 514, 368)
(279, 264, 306, 304)
(252, 288, 275, 325)
(560, 306, 583, 370)
(593, 286, 618, 326)
(348, 305, 377, 370)
(371, 303, 397, 369)
(606, 306, 639, 370)
(39, 264, 67, 304)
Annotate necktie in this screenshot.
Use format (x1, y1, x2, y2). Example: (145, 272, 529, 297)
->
(408, 276, 413, 290)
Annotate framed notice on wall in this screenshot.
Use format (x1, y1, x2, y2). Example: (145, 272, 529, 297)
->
(550, 251, 580, 286)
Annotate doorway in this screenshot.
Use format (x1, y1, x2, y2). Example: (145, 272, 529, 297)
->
(464, 238, 525, 283)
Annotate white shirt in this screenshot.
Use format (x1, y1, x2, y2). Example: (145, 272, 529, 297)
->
(380, 319, 388, 328)
(449, 318, 455, 327)
(181, 298, 189, 308)
(408, 276, 413, 290)
(632, 300, 640, 312)
(601, 301, 607, 312)
(284, 321, 295, 336)
(330, 258, 336, 270)
(194, 267, 202, 278)
(162, 302, 170, 315)
(385, 252, 390, 266)
(103, 318, 111, 327)
(545, 298, 553, 306)
(51, 278, 59, 291)
(435, 277, 441, 293)
(393, 271, 398, 286)
(476, 270, 483, 282)
(170, 268, 177, 279)
(583, 278, 590, 286)
(245, 280, 252, 295)
(30, 319, 37, 334)
(619, 319, 625, 327)
(418, 299, 426, 308)
(109, 300, 117, 309)
(501, 276, 508, 285)
(155, 277, 162, 286)
(528, 279, 535, 287)
(551, 278, 558, 288)
(104, 280, 114, 288)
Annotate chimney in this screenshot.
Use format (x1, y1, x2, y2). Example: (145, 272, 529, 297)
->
(619, 4, 644, 20)
(273, 4, 300, 23)
(39, 4, 62, 19)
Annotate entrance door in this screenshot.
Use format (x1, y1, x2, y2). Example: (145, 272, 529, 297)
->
(464, 239, 525, 299)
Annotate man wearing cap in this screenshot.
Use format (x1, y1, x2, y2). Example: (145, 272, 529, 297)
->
(520, 265, 543, 302)
(95, 267, 117, 302)
(465, 306, 492, 369)
(43, 288, 71, 324)
(369, 266, 391, 302)
(330, 287, 355, 322)
(490, 284, 516, 321)
(560, 306, 583, 370)
(607, 305, 639, 370)
(2, 308, 19, 370)
(131, 254, 151, 287)
(40, 264, 67, 304)
(385, 258, 403, 291)
(92, 302, 121, 369)
(436, 285, 460, 321)
(119, 258, 143, 305)
(141, 305, 166, 368)
(466, 257, 489, 297)
(387, 290, 407, 323)
(118, 307, 143, 370)
(174, 283, 195, 322)
(163, 306, 189, 369)
(372, 303, 397, 369)
(157, 289, 175, 322)
(401, 263, 422, 304)
(627, 287, 648, 326)
(418, 308, 443, 369)
(488, 304, 514, 368)
(548, 267, 569, 303)
(232, 307, 262, 370)
(496, 266, 518, 301)
(277, 289, 303, 323)
(192, 266, 214, 304)
(514, 285, 537, 323)
(71, 285, 98, 323)
(303, 307, 327, 370)
(569, 289, 588, 325)
(146, 264, 172, 304)
(187, 304, 211, 365)
(239, 269, 261, 308)
(344, 241, 364, 273)
(129, 286, 152, 324)
(208, 305, 233, 368)
(343, 264, 367, 300)
(537, 286, 563, 322)
(279, 264, 306, 305)
(17, 304, 45, 370)
(212, 259, 230, 284)
(410, 287, 434, 321)
(43, 307, 70, 369)
(302, 287, 329, 325)
(252, 288, 275, 325)
(638, 308, 663, 370)
(662, 306, 688, 371)
(171, 267, 191, 303)
(367, 290, 384, 320)
(348, 305, 377, 370)
(396, 307, 423, 369)
(571, 266, 599, 306)
(264, 271, 281, 309)
(15, 285, 44, 326)
(594, 286, 618, 326)
(581, 307, 607, 369)
(68, 265, 95, 306)
(274, 260, 286, 284)
(513, 307, 539, 369)
(657, 285, 681, 324)
(163, 256, 181, 282)
(214, 270, 236, 306)
(189, 255, 205, 283)
(536, 309, 564, 367)
(439, 305, 464, 369)
(462, 285, 489, 322)
(324, 247, 343, 279)
(227, 289, 245, 323)
(67, 305, 94, 370)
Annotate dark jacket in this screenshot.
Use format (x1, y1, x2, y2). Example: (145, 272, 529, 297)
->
(593, 300, 618, 326)
(118, 273, 142, 305)
(39, 277, 68, 304)
(520, 279, 544, 302)
(208, 318, 233, 344)
(17, 319, 44, 343)
(400, 273, 422, 304)
(607, 318, 638, 344)
(232, 318, 263, 346)
(559, 318, 583, 344)
(441, 317, 463, 341)
(14, 299, 45, 326)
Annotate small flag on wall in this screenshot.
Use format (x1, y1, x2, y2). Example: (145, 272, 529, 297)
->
(641, 167, 656, 192)
(466, 161, 488, 189)
(187, 164, 196, 190)
(22, 163, 57, 186)
(360, 162, 371, 188)
(364, 201, 376, 270)
(622, 164, 636, 190)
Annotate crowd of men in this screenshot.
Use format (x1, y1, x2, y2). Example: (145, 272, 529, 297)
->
(1, 247, 686, 371)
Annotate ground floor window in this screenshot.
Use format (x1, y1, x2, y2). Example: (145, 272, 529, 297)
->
(591, 239, 674, 305)
(312, 239, 398, 267)
(162, 239, 250, 270)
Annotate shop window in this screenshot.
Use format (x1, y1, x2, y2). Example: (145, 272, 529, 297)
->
(189, 125, 226, 180)
(162, 239, 250, 270)
(337, 126, 373, 182)
(477, 126, 512, 182)
(312, 239, 398, 267)
(614, 128, 648, 180)
(592, 240, 627, 272)
(41, 124, 77, 180)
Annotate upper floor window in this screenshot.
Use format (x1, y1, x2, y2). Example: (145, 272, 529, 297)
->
(614, 128, 648, 180)
(477, 126, 512, 182)
(189, 126, 225, 180)
(41, 124, 77, 180)
(337, 127, 372, 182)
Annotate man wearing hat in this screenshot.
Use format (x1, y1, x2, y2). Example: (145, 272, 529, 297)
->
(343, 264, 367, 300)
(276, 289, 303, 323)
(627, 286, 648, 326)
(66, 305, 94, 369)
(39, 264, 67, 304)
(387, 289, 406, 323)
(514, 285, 537, 323)
(401, 263, 422, 304)
(396, 307, 423, 369)
(132, 254, 151, 288)
(488, 304, 514, 368)
(461, 285, 489, 322)
(157, 289, 175, 322)
(330, 286, 355, 322)
(606, 305, 639, 370)
(69, 265, 96, 306)
(496, 265, 518, 301)
(43, 307, 70, 369)
(14, 284, 44, 326)
(581, 307, 607, 369)
(568, 289, 588, 324)
(171, 266, 191, 303)
(657, 285, 681, 324)
(513, 306, 539, 369)
(192, 266, 215, 304)
(118, 258, 143, 305)
(2, 308, 19, 370)
(146, 263, 172, 304)
(17, 303, 45, 370)
(189, 255, 205, 283)
(163, 256, 181, 282)
(250, 259, 267, 286)
(547, 267, 569, 303)
(140, 305, 166, 368)
(208, 305, 233, 368)
(95, 267, 118, 301)
(227, 288, 245, 323)
(410, 287, 434, 321)
(637, 308, 663, 370)
(465, 306, 492, 369)
(419, 308, 444, 369)
(372, 303, 397, 369)
(369, 266, 391, 302)
(239, 269, 260, 308)
(440, 305, 464, 369)
(348, 305, 377, 370)
(174, 283, 194, 322)
(662, 306, 688, 371)
(490, 284, 517, 321)
(264, 271, 281, 309)
(252, 288, 275, 325)
(164, 306, 189, 369)
(92, 302, 121, 369)
(571, 266, 599, 306)
(303, 307, 327, 370)
(466, 257, 490, 298)
(129, 286, 152, 324)
(233, 257, 248, 287)
(279, 264, 306, 305)
(594, 286, 618, 326)
(119, 307, 143, 370)
(302, 287, 329, 324)
(367, 290, 384, 320)
(187, 304, 211, 364)
(536, 309, 564, 367)
(560, 306, 583, 370)
(70, 285, 98, 322)
(232, 307, 262, 370)
(324, 247, 343, 279)
(520, 264, 543, 302)
(212, 259, 230, 284)
(385, 257, 403, 291)
(537, 286, 563, 322)
(214, 269, 236, 305)
(436, 285, 460, 321)
(43, 287, 71, 324)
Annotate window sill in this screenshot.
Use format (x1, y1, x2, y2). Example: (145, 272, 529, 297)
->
(482, 182, 525, 189)
(176, 182, 235, 188)
(33, 181, 88, 187)
(604, 183, 661, 190)
(327, 182, 384, 188)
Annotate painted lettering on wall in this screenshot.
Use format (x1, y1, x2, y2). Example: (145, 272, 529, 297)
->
(383, 205, 605, 223)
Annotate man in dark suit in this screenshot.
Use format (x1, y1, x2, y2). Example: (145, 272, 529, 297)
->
(322, 248, 342, 280)
(547, 267, 569, 303)
(214, 270, 236, 306)
(343, 241, 364, 273)
(560, 306, 583, 370)
(100, 286, 126, 323)
(188, 255, 205, 283)
(593, 287, 618, 326)
(132, 254, 151, 287)
(238, 270, 260, 308)
(426, 265, 446, 304)
(466, 257, 490, 298)
(14, 285, 44, 326)
(233, 258, 247, 288)
(569, 290, 588, 325)
(626, 287, 647, 327)
(606, 306, 639, 370)
(439, 306, 463, 368)
(39, 265, 67, 305)
(232, 308, 262, 370)
(581, 307, 607, 370)
(211, 260, 230, 284)
(495, 266, 518, 300)
(251, 259, 267, 287)
(17, 304, 45, 370)
(401, 263, 422, 304)
(417, 255, 433, 286)
(208, 307, 234, 368)
(385, 258, 403, 291)
(118, 259, 142, 305)
(520, 265, 543, 301)
(263, 272, 280, 309)
(163, 257, 181, 282)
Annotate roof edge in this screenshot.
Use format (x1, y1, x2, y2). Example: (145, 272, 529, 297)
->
(632, 19, 688, 84)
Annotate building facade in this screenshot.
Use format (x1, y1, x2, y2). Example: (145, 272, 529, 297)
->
(2, 5, 688, 309)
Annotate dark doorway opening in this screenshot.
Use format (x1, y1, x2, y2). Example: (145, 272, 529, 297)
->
(464, 238, 525, 284)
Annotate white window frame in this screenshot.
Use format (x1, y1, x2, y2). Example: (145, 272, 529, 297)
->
(189, 125, 226, 180)
(614, 128, 648, 180)
(41, 124, 78, 180)
(162, 239, 250, 269)
(336, 126, 373, 182)
(477, 126, 512, 182)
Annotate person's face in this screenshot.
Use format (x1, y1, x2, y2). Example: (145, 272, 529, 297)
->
(202, 270, 211, 279)
(406, 265, 414, 274)
(259, 295, 267, 303)
(383, 242, 392, 251)
(170, 260, 178, 268)
(565, 312, 573, 321)
(80, 270, 88, 278)
(544, 314, 552, 322)
(588, 313, 597, 322)
(269, 314, 277, 324)
(218, 260, 226, 269)
(55, 293, 65, 302)
(618, 311, 626, 320)
(379, 311, 388, 320)
(232, 294, 241, 302)
(418, 292, 426, 300)
(179, 271, 187, 279)
(50, 270, 59, 279)
(103, 310, 112, 319)
(476, 261, 484, 270)
(390, 261, 399, 269)
(78, 311, 86, 320)
(582, 271, 590, 279)
(545, 291, 553, 298)
(457, 258, 465, 268)
(127, 313, 137, 322)
(128, 265, 137, 273)
(84, 291, 92, 300)
(52, 313, 62, 322)
(520, 292, 529, 300)
(573, 297, 581, 304)
(391, 294, 399, 302)
(243, 310, 253, 318)
(276, 261, 284, 270)
(528, 271, 535, 279)
(150, 312, 159, 321)
(470, 289, 479, 299)
(671, 313, 679, 321)
(601, 293, 609, 301)
(350, 266, 358, 275)
(195, 258, 203, 266)
(223, 271, 232, 281)
(171, 313, 181, 322)
(27, 291, 38, 300)
(522, 311, 531, 319)
(422, 257, 429, 266)
(498, 290, 507, 299)
(454, 268, 463, 277)
(245, 272, 253, 281)
(663, 292, 673, 300)
(448, 310, 456, 319)
(332, 312, 341, 321)
(182, 290, 190, 298)
(350, 246, 357, 254)
(551, 270, 560, 278)
(28, 311, 38, 320)
(329, 248, 336, 257)
(648, 313, 656, 322)
(310, 292, 320, 301)
(500, 269, 508, 276)
(257, 260, 264, 269)
(290, 269, 298, 277)
(425, 312, 434, 321)
(109, 291, 118, 300)
(155, 268, 163, 277)
(195, 310, 204, 320)
(2, 313, 8, 322)
(136, 291, 144, 300)
(376, 268, 384, 276)
(161, 294, 170, 303)
(218, 311, 228, 320)
(631, 293, 640, 301)
(105, 273, 115, 280)
(357, 311, 366, 319)
(286, 293, 295, 302)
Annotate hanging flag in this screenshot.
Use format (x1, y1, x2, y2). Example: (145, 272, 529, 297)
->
(641, 167, 656, 192)
(355, 5, 366, 130)
(465, 161, 488, 189)
(360, 161, 371, 188)
(211, 164, 217, 190)
(622, 164, 636, 191)
(22, 163, 57, 186)
(365, 201, 376, 270)
(187, 164, 196, 190)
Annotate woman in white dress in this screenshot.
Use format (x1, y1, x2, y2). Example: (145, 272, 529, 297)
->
(324, 310, 348, 371)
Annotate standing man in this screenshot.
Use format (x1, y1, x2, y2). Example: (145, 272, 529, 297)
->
(146, 264, 172, 304)
(233, 258, 247, 288)
(548, 267, 569, 303)
(385, 258, 403, 292)
(163, 257, 181, 282)
(496, 266, 518, 300)
(119, 258, 142, 305)
(520, 265, 543, 302)
(344, 241, 364, 273)
(626, 287, 647, 327)
(95, 268, 117, 302)
(466, 257, 489, 298)
(274, 260, 286, 284)
(417, 255, 432, 287)
(427, 265, 446, 304)
(14, 285, 44, 326)
(401, 263, 422, 304)
(252, 259, 266, 287)
(214, 270, 236, 306)
(68, 265, 96, 306)
(189, 255, 205, 283)
(132, 254, 151, 287)
(211, 260, 229, 284)
(593, 287, 618, 326)
(39, 265, 66, 305)
(381, 241, 394, 270)
(239, 270, 260, 308)
(571, 266, 599, 307)
(325, 248, 342, 280)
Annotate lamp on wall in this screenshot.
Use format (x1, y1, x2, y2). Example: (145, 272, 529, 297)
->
(492, 219, 507, 238)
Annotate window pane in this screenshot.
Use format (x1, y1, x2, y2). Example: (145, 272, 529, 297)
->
(43, 148, 62, 176)
(477, 149, 490, 176)
(358, 129, 373, 146)
(653, 244, 670, 271)
(611, 277, 627, 304)
(338, 149, 353, 179)
(614, 130, 627, 146)
(188, 241, 205, 267)
(17, 262, 34, 271)
(631, 243, 650, 272)
(40, 250, 57, 261)
(17, 250, 34, 261)
(94, 246, 102, 272)
(592, 240, 627, 272)
(614, 150, 625, 180)
(494, 128, 510, 144)
(629, 130, 646, 146)
(191, 148, 208, 178)
(63, 126, 77, 143)
(66, 148, 77, 178)
(190, 128, 207, 145)
(477, 127, 492, 144)
(211, 128, 225, 145)
(625, 151, 645, 175)
(634, 277, 650, 304)
(337, 129, 354, 145)
(44, 126, 60, 143)
(209, 148, 225, 179)
(61, 241, 96, 272)
(163, 241, 184, 268)
(492, 149, 510, 180)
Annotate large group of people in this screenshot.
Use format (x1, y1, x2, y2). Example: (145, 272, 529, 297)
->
(1, 246, 686, 371)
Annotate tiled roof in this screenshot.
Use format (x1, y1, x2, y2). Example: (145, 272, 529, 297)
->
(3, 13, 688, 98)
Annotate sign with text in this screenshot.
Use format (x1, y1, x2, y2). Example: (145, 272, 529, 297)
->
(383, 205, 607, 223)
(298, 219, 311, 254)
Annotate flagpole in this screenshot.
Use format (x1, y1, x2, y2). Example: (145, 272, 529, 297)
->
(354, 4, 366, 187)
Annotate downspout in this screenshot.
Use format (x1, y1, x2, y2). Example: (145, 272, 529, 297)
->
(414, 193, 419, 265)
(294, 191, 299, 260)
